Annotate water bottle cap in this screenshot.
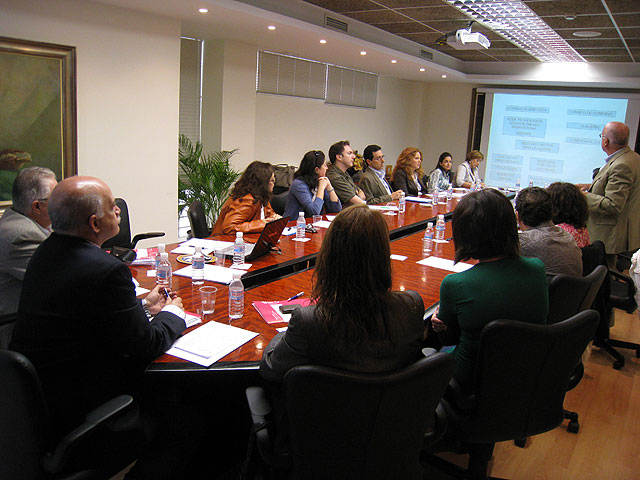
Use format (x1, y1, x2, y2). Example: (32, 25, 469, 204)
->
(427, 222, 433, 228)
(194, 246, 201, 253)
(232, 270, 242, 279)
(158, 243, 165, 252)
(160, 252, 168, 260)
(299, 212, 304, 216)
(438, 214, 444, 220)
(236, 232, 243, 238)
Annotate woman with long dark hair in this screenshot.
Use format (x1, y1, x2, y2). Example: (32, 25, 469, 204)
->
(426, 152, 454, 193)
(547, 182, 591, 247)
(283, 150, 341, 220)
(211, 161, 281, 234)
(260, 205, 425, 382)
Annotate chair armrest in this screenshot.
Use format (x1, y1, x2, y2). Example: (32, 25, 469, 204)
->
(130, 232, 165, 249)
(42, 395, 133, 474)
(445, 378, 477, 412)
(610, 270, 636, 292)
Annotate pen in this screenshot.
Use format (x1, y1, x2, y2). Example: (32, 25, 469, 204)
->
(287, 291, 304, 301)
(162, 287, 170, 298)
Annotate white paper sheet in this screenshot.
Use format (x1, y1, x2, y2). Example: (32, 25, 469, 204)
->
(171, 239, 234, 255)
(417, 257, 474, 273)
(405, 196, 432, 204)
(174, 264, 247, 285)
(166, 321, 258, 367)
(312, 220, 332, 228)
(369, 204, 399, 211)
(390, 254, 407, 261)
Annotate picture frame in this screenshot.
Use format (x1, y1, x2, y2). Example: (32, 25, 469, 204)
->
(0, 36, 77, 208)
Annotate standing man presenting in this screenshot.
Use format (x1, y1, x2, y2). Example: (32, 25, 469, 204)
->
(359, 144, 404, 205)
(578, 121, 640, 262)
(0, 166, 57, 315)
(327, 140, 366, 206)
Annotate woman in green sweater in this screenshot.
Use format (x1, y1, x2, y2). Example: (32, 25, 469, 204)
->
(431, 189, 549, 392)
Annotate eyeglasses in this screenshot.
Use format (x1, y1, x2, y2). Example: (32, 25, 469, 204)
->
(37, 198, 49, 202)
(599, 133, 608, 141)
(314, 151, 321, 158)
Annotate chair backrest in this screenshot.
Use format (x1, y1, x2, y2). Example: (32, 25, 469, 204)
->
(461, 310, 598, 444)
(547, 265, 607, 324)
(282, 353, 456, 480)
(0, 350, 49, 480)
(187, 200, 210, 238)
(101, 198, 131, 249)
(270, 191, 289, 216)
(0, 312, 17, 349)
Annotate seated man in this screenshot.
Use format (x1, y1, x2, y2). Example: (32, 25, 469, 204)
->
(0, 167, 57, 315)
(10, 176, 188, 479)
(326, 140, 366, 206)
(515, 186, 583, 279)
(359, 144, 404, 205)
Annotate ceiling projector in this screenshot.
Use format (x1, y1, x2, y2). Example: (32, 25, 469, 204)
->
(446, 27, 491, 50)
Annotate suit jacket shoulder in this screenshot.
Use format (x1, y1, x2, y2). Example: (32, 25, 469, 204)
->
(360, 168, 392, 205)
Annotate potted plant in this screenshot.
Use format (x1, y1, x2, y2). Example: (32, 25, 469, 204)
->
(178, 134, 240, 227)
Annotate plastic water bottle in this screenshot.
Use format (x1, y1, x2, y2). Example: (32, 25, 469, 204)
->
(296, 212, 306, 239)
(422, 222, 434, 257)
(154, 243, 165, 270)
(435, 214, 446, 242)
(233, 232, 245, 266)
(528, 179, 534, 188)
(398, 193, 406, 213)
(433, 189, 439, 205)
(228, 270, 244, 320)
(446, 184, 453, 201)
(191, 246, 204, 285)
(156, 252, 172, 288)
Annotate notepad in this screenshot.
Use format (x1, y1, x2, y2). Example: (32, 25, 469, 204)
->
(417, 257, 474, 273)
(167, 321, 258, 367)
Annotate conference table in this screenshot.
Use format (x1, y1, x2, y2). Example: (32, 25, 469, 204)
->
(132, 193, 476, 373)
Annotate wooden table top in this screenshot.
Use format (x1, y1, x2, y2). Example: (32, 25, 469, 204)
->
(146, 220, 473, 372)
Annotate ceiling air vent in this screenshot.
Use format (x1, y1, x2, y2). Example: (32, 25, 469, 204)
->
(325, 15, 348, 33)
(420, 49, 434, 61)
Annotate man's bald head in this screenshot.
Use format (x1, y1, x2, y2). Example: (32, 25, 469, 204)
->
(49, 176, 120, 244)
(602, 121, 630, 154)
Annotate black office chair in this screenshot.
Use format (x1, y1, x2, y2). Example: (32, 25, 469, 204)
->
(0, 350, 133, 480)
(422, 310, 599, 480)
(0, 312, 17, 349)
(101, 198, 164, 250)
(270, 191, 289, 217)
(187, 200, 210, 239)
(245, 353, 456, 480)
(583, 241, 639, 369)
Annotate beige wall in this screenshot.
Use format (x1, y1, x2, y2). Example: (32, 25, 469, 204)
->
(0, 0, 181, 245)
(419, 82, 477, 173)
(253, 75, 424, 168)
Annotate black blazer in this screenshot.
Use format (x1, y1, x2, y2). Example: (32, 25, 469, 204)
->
(392, 168, 426, 196)
(260, 290, 425, 384)
(10, 233, 186, 439)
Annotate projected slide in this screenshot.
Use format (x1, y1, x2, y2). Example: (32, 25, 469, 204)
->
(485, 93, 628, 188)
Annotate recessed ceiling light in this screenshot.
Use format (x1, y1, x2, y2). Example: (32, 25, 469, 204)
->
(320, 39, 327, 44)
(360, 51, 367, 56)
(573, 31, 602, 38)
(419, 68, 426, 72)
(391, 59, 397, 64)
(268, 25, 276, 31)
(198, 8, 208, 13)
(441, 74, 447, 78)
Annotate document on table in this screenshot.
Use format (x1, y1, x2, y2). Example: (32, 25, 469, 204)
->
(167, 321, 258, 367)
(171, 239, 234, 255)
(405, 196, 432, 204)
(174, 264, 247, 285)
(417, 257, 474, 273)
(369, 204, 399, 211)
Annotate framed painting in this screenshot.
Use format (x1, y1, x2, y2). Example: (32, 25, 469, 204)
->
(0, 36, 77, 208)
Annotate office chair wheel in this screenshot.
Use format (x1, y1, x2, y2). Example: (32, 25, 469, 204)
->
(613, 359, 624, 370)
(567, 420, 579, 434)
(514, 438, 526, 448)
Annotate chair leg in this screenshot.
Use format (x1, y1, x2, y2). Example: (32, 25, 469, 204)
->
(468, 443, 495, 480)
(514, 438, 526, 448)
(608, 339, 640, 358)
(563, 409, 579, 433)
(594, 338, 626, 370)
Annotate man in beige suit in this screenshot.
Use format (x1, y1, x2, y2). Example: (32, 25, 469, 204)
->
(578, 121, 640, 261)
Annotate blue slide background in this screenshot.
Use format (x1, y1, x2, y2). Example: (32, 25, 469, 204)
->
(485, 93, 628, 188)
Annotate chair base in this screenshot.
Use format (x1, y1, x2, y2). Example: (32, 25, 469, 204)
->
(594, 338, 640, 370)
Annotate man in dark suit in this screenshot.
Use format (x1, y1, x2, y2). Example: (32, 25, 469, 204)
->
(10, 176, 188, 479)
(359, 144, 404, 205)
